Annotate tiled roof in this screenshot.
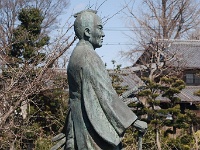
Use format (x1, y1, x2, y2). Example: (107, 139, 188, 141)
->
(134, 39, 200, 69)
(119, 73, 145, 89)
(156, 94, 171, 102)
(108, 69, 145, 103)
(156, 86, 200, 103)
(163, 40, 200, 68)
(178, 86, 200, 103)
(108, 69, 145, 90)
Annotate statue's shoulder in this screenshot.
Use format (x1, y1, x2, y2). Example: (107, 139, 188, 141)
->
(72, 41, 96, 58)
(69, 41, 96, 67)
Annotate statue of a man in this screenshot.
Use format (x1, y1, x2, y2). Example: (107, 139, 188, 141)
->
(52, 10, 147, 150)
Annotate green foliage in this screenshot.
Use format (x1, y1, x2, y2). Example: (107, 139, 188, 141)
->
(123, 124, 198, 150)
(110, 61, 128, 95)
(10, 7, 49, 65)
(18, 8, 44, 35)
(163, 134, 194, 150)
(34, 136, 54, 150)
(125, 75, 196, 149)
(138, 78, 161, 112)
(142, 125, 156, 149)
(112, 73, 128, 95)
(138, 89, 151, 96)
(13, 87, 68, 149)
(194, 89, 200, 96)
(122, 127, 137, 149)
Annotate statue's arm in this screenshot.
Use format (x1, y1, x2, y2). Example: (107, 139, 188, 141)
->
(50, 133, 66, 150)
(132, 120, 147, 134)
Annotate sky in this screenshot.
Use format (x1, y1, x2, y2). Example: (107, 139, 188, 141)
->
(63, 0, 138, 69)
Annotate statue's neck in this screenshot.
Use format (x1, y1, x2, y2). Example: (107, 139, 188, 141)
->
(79, 39, 95, 50)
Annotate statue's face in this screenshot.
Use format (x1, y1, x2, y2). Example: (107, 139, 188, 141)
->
(89, 15, 105, 49)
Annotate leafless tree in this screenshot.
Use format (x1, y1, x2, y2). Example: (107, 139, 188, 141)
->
(0, 0, 73, 67)
(0, 33, 76, 149)
(133, 38, 186, 81)
(0, 0, 78, 149)
(124, 0, 200, 46)
(121, 0, 200, 79)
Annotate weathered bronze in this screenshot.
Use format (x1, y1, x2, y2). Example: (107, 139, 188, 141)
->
(51, 9, 147, 150)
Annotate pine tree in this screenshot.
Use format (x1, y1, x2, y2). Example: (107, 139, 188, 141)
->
(0, 8, 68, 149)
(135, 76, 186, 149)
(136, 77, 165, 150)
(160, 76, 186, 135)
(10, 8, 49, 66)
(110, 60, 128, 95)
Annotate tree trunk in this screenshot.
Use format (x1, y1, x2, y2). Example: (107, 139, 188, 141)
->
(9, 140, 16, 150)
(191, 124, 199, 150)
(173, 126, 176, 139)
(156, 128, 162, 150)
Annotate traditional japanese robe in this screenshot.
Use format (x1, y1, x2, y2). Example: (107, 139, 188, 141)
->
(64, 40, 137, 150)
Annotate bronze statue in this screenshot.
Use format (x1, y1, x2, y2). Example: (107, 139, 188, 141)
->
(51, 10, 147, 150)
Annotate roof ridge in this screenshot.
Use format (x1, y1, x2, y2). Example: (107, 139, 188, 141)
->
(156, 39, 200, 45)
(185, 86, 200, 88)
(157, 39, 200, 42)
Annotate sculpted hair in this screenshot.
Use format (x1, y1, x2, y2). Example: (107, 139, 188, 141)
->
(74, 9, 97, 39)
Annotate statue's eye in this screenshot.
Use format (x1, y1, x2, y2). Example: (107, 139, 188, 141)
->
(98, 25, 103, 30)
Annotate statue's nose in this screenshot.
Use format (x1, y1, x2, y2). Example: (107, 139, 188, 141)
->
(102, 31, 105, 37)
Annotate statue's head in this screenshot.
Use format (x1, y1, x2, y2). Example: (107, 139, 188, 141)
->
(74, 9, 105, 49)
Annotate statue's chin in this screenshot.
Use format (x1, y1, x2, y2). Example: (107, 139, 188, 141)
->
(93, 44, 102, 49)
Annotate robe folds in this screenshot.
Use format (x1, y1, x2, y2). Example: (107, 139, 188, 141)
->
(64, 40, 137, 150)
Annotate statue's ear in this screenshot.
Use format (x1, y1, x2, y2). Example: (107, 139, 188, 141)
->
(84, 28, 91, 38)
